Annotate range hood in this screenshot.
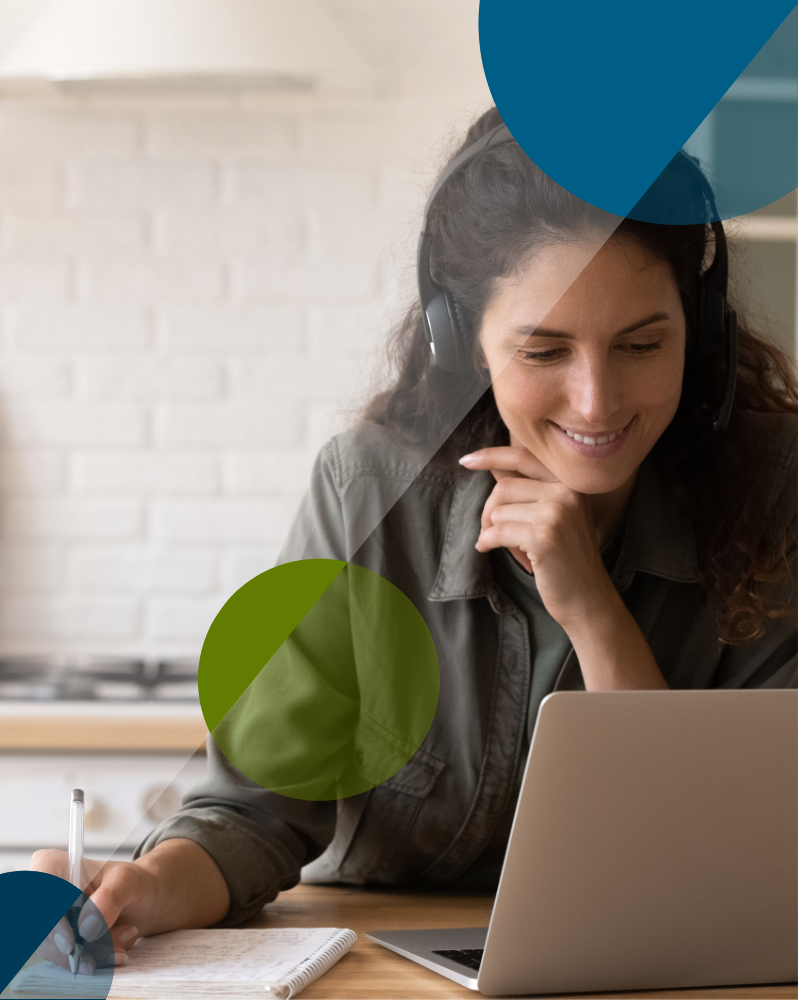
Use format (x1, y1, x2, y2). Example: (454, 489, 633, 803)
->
(0, 0, 371, 92)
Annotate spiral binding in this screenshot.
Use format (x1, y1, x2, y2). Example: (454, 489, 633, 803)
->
(274, 927, 358, 998)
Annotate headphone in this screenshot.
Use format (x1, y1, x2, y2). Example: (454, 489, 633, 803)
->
(417, 123, 739, 433)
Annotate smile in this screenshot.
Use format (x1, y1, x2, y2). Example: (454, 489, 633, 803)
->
(552, 419, 634, 454)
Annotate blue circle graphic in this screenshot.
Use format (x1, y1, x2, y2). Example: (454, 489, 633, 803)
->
(0, 871, 113, 998)
(479, 1, 797, 222)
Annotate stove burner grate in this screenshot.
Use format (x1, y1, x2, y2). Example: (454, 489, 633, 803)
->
(0, 656, 199, 701)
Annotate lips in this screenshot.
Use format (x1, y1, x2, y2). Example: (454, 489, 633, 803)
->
(555, 420, 632, 447)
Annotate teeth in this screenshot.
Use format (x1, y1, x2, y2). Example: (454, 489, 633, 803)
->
(562, 426, 623, 446)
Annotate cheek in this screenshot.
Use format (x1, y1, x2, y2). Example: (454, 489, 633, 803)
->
(490, 366, 558, 432)
(635, 358, 685, 422)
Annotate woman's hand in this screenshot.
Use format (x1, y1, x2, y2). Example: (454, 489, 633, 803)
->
(460, 445, 668, 691)
(30, 837, 231, 974)
(462, 445, 617, 631)
(29, 851, 155, 973)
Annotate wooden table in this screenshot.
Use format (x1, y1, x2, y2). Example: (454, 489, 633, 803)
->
(244, 884, 798, 1000)
(5, 884, 796, 999)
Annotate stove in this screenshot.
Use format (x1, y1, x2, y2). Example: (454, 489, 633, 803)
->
(0, 656, 199, 702)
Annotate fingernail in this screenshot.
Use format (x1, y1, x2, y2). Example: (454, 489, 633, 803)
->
(78, 959, 95, 976)
(79, 915, 103, 941)
(119, 926, 139, 944)
(113, 952, 130, 967)
(459, 454, 476, 465)
(54, 932, 71, 954)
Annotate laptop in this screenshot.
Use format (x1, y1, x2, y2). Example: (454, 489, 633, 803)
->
(366, 690, 798, 996)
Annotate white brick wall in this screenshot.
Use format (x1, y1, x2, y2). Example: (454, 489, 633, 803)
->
(0, 0, 491, 657)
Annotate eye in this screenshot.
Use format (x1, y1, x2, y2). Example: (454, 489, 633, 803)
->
(621, 341, 662, 354)
(517, 347, 567, 362)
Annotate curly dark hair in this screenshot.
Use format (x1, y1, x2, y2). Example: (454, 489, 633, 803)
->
(364, 106, 797, 645)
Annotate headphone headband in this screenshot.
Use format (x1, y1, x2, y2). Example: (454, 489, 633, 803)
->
(420, 123, 514, 237)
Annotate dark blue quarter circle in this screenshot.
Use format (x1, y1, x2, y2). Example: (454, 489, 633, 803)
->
(479, 0, 797, 222)
(0, 870, 109, 997)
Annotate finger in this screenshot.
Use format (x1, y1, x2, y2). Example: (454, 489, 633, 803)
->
(93, 948, 130, 969)
(491, 468, 526, 484)
(85, 935, 127, 970)
(480, 478, 555, 532)
(51, 915, 74, 953)
(78, 954, 96, 976)
(81, 857, 116, 897)
(36, 937, 72, 972)
(509, 546, 533, 573)
(112, 924, 140, 951)
(38, 926, 97, 976)
(80, 871, 136, 938)
(30, 848, 69, 878)
(460, 446, 558, 482)
(77, 897, 112, 942)
(476, 521, 541, 559)
(37, 916, 75, 972)
(490, 501, 549, 525)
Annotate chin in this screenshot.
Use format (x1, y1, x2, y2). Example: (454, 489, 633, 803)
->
(545, 454, 642, 496)
(569, 474, 634, 495)
(557, 470, 634, 495)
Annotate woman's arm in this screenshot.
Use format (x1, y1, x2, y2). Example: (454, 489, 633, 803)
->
(461, 445, 669, 691)
(561, 590, 669, 690)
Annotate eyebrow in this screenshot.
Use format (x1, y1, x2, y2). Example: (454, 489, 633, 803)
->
(513, 311, 672, 341)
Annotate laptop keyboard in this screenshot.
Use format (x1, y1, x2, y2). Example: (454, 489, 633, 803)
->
(432, 948, 484, 972)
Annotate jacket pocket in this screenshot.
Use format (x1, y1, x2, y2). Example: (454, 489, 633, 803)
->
(375, 743, 445, 796)
(337, 745, 447, 883)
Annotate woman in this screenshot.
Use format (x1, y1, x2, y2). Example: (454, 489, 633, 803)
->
(35, 107, 796, 971)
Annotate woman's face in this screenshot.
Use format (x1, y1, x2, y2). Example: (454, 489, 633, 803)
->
(479, 236, 687, 496)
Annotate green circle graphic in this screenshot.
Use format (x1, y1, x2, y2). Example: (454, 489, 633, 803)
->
(199, 559, 440, 800)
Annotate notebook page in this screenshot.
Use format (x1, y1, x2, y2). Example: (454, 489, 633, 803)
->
(5, 928, 355, 1000)
(4, 962, 113, 999)
(113, 928, 349, 983)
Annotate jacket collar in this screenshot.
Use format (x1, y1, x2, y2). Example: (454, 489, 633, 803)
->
(610, 458, 699, 591)
(428, 456, 699, 604)
(428, 468, 497, 603)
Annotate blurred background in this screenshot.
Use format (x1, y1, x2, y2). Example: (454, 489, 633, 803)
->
(0, 1, 793, 871)
(0, 0, 494, 663)
(0, 0, 495, 873)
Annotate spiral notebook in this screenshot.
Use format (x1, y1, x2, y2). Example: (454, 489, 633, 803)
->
(7, 927, 357, 999)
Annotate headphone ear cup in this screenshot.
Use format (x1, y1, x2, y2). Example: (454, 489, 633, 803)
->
(425, 290, 467, 373)
(450, 293, 467, 340)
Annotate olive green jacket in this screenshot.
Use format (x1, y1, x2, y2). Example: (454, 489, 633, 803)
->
(137, 412, 797, 926)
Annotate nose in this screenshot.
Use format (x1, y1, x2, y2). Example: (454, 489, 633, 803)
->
(568, 353, 624, 426)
